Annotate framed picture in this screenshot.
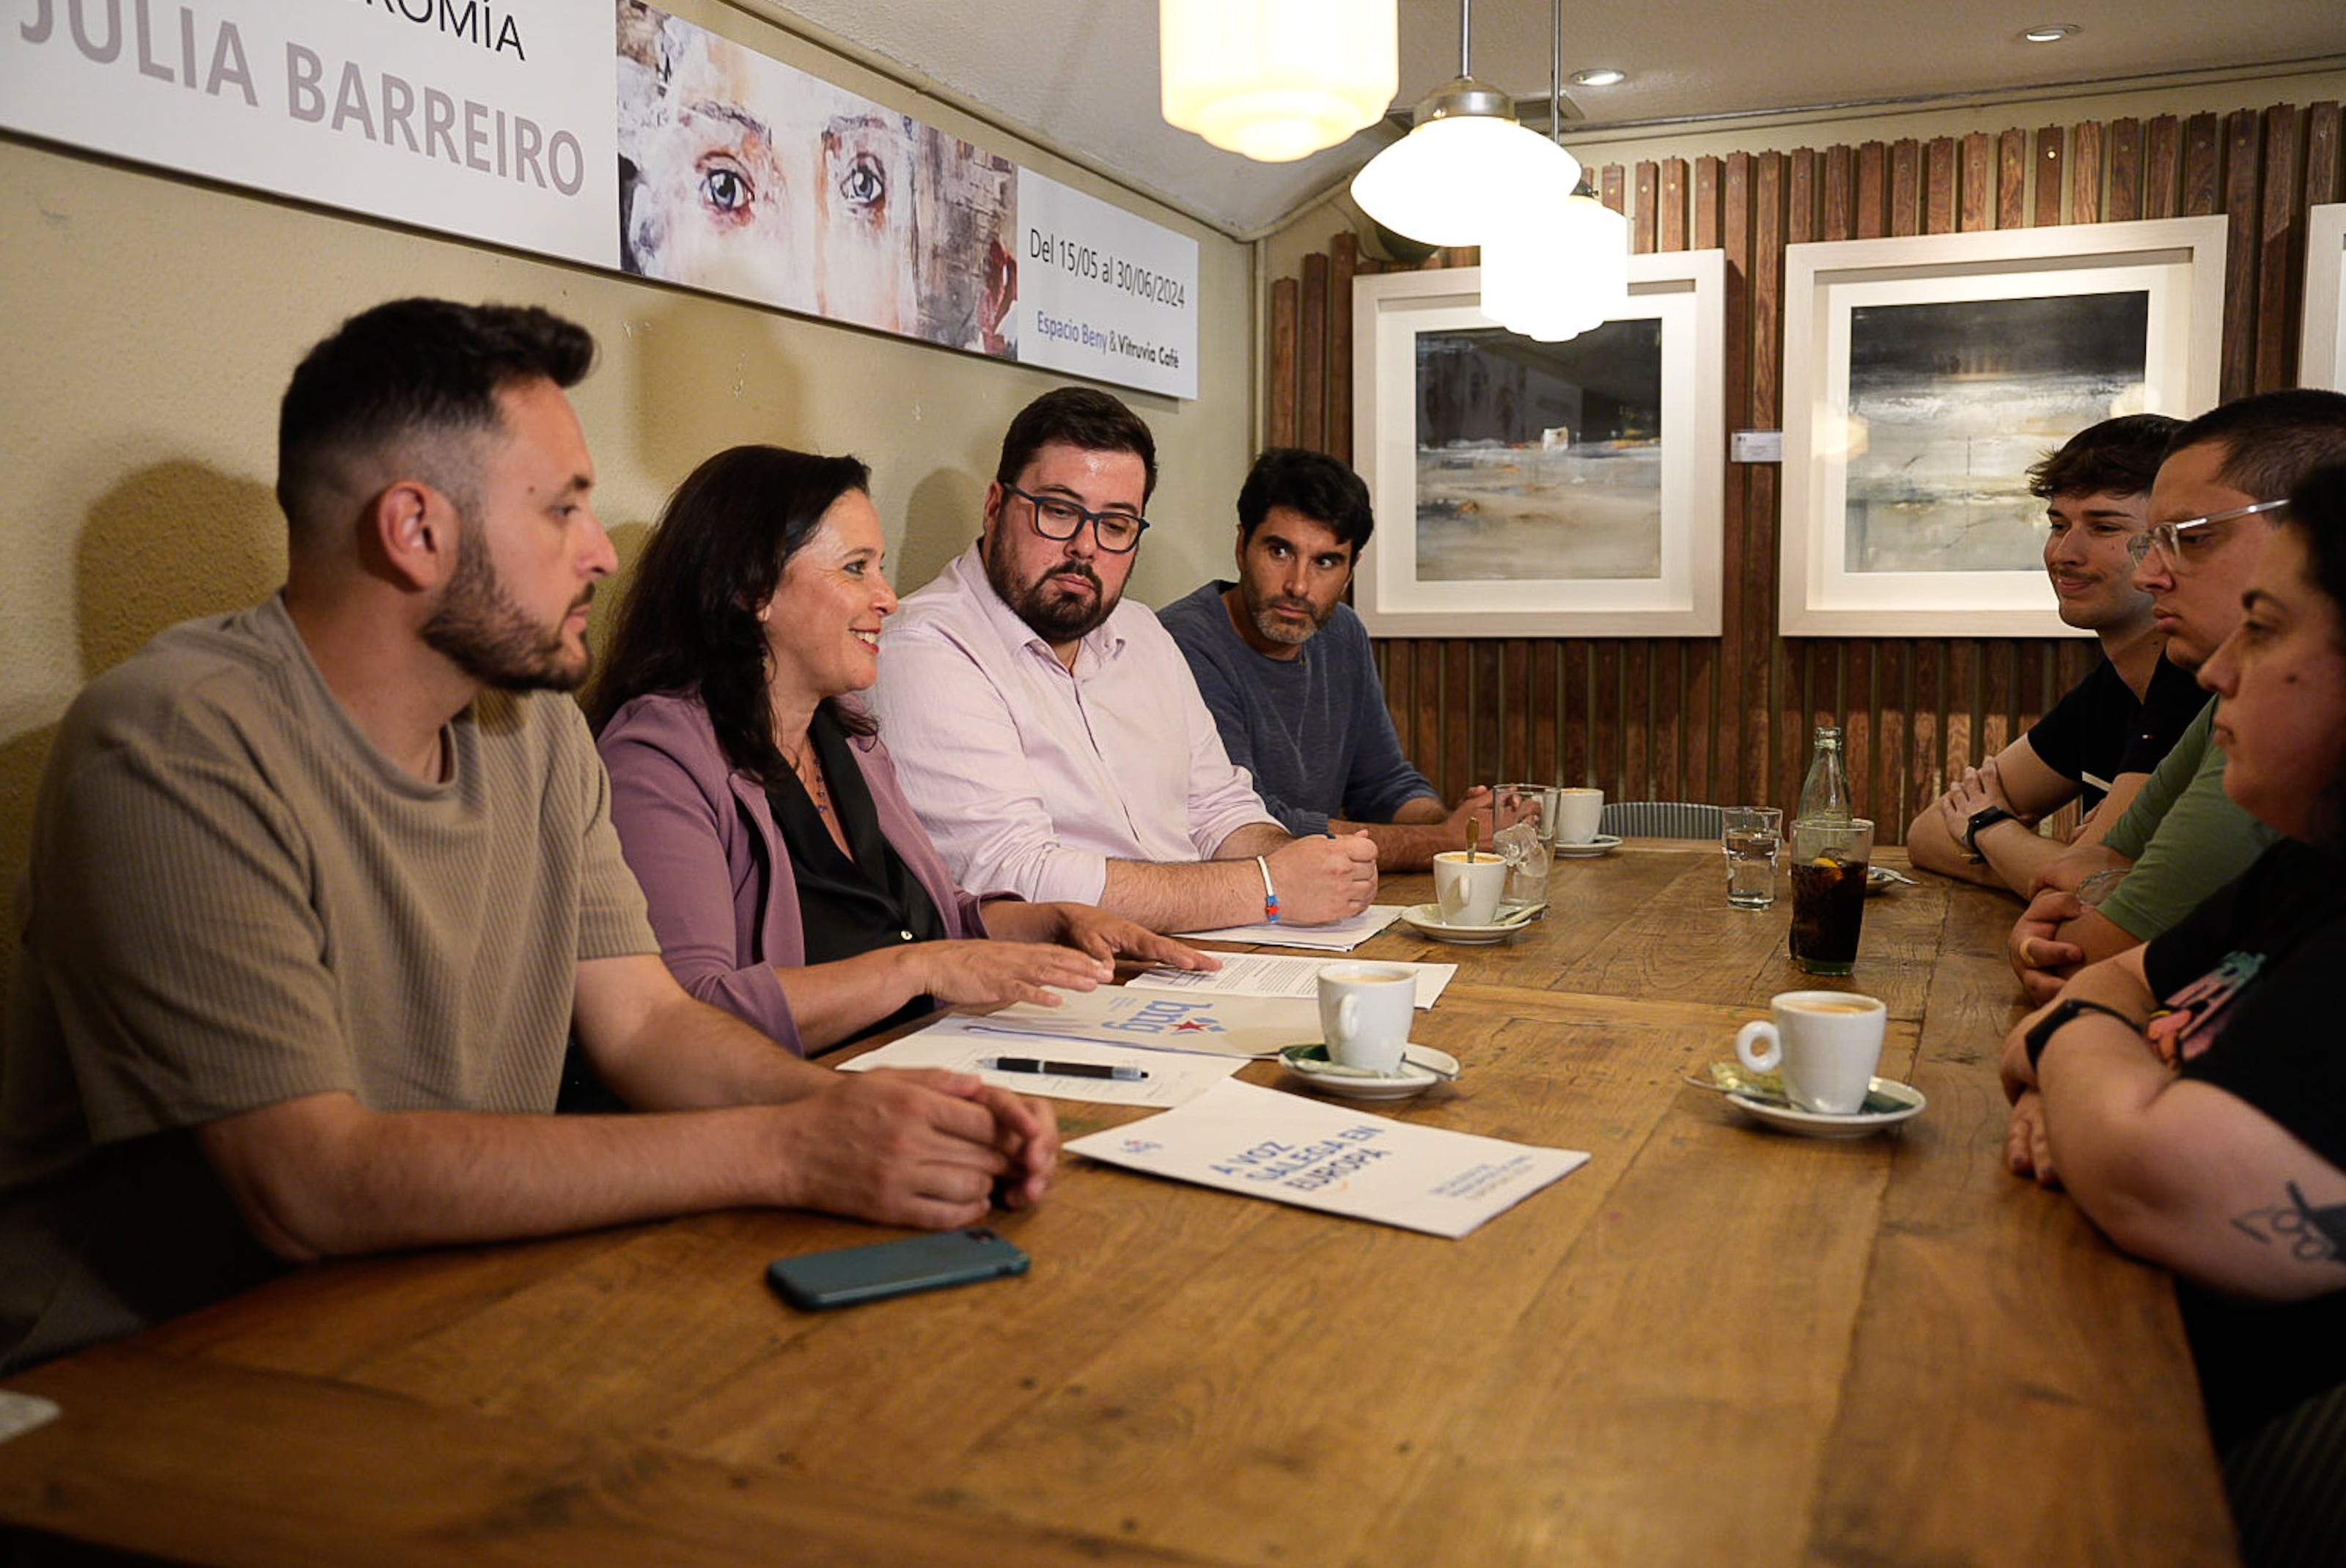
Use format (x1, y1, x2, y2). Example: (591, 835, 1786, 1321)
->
(1779, 215, 2227, 637)
(1352, 251, 1726, 638)
(2303, 203, 2346, 393)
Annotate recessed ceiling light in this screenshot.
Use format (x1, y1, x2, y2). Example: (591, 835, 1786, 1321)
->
(1570, 67, 1626, 87)
(2022, 23, 2080, 43)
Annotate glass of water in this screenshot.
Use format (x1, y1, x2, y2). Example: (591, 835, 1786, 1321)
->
(1722, 806, 1784, 909)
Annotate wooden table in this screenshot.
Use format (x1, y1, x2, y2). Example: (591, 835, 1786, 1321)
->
(0, 847, 2237, 1565)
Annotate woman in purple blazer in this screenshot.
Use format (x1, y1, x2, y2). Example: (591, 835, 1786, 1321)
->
(590, 446, 1204, 1054)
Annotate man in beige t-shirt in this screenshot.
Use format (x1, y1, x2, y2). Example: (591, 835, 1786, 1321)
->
(0, 298, 1057, 1370)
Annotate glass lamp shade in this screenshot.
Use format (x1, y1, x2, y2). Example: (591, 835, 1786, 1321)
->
(1350, 115, 1582, 248)
(1160, 0, 1398, 163)
(1481, 192, 1630, 342)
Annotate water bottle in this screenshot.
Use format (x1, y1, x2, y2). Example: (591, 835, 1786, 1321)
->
(1796, 725, 1853, 824)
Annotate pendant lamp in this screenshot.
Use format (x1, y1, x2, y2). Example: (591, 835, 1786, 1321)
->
(1347, 0, 1579, 247)
(1483, 183, 1629, 342)
(1160, 0, 1398, 163)
(1478, 0, 1625, 341)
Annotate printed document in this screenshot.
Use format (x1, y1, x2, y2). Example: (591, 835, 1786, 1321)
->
(1067, 1079, 1586, 1237)
(840, 1029, 1242, 1107)
(1125, 953, 1455, 1008)
(1175, 905, 1404, 952)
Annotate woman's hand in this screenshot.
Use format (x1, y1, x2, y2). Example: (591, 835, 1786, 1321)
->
(1043, 903, 1221, 973)
(910, 940, 1113, 1009)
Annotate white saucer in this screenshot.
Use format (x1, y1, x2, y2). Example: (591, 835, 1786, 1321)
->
(1551, 834, 1624, 859)
(1400, 902, 1530, 944)
(1279, 1043, 1459, 1100)
(1725, 1076, 1926, 1138)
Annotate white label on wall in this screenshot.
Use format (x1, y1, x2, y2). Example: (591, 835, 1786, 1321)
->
(1015, 168, 1199, 401)
(1, 0, 620, 268)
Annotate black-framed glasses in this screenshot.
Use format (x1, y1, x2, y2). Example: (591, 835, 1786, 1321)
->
(1004, 484, 1150, 553)
(2125, 498, 2289, 569)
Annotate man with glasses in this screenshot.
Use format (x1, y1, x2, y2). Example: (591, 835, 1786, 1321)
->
(872, 389, 1380, 934)
(1909, 415, 2203, 893)
(2008, 390, 2346, 1006)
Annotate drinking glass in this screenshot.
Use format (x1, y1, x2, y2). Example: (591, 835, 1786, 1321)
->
(1721, 806, 1783, 909)
(1788, 817, 1873, 976)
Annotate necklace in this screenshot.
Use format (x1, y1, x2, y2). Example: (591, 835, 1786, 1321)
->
(784, 737, 833, 816)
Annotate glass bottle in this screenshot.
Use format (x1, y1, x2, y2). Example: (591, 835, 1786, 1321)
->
(1796, 725, 1853, 824)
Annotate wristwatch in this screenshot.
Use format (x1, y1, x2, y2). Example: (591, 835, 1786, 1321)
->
(1963, 804, 2015, 862)
(2023, 998, 2140, 1071)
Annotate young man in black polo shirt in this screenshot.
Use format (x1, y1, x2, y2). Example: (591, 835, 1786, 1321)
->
(1908, 414, 2207, 894)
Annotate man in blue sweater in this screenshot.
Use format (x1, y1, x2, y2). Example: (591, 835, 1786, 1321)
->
(1161, 448, 1531, 872)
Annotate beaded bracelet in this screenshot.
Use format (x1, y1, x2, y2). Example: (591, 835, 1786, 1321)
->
(1255, 855, 1280, 924)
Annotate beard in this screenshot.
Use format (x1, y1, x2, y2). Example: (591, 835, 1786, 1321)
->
(1242, 578, 1336, 647)
(421, 516, 592, 693)
(985, 529, 1117, 644)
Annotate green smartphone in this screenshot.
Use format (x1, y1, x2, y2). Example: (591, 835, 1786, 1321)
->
(765, 1228, 1031, 1311)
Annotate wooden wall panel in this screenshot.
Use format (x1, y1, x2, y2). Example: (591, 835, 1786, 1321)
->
(1285, 97, 2342, 841)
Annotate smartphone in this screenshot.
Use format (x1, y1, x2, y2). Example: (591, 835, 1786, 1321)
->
(765, 1228, 1030, 1311)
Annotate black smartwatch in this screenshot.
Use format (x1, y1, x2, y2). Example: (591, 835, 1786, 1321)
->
(1963, 804, 2015, 861)
(2023, 998, 2140, 1071)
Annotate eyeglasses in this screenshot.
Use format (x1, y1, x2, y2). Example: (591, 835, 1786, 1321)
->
(1004, 484, 1150, 553)
(2125, 498, 2289, 569)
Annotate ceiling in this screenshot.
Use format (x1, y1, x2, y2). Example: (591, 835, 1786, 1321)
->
(743, 0, 2345, 237)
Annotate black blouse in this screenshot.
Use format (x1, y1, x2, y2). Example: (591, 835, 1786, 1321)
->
(766, 710, 948, 1042)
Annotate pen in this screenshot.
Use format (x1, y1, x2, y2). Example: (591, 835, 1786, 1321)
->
(982, 1056, 1147, 1081)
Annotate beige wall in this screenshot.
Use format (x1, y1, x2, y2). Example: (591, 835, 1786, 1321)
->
(0, 1, 1255, 900)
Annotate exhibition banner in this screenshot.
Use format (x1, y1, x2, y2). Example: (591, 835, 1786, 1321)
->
(1, 0, 1201, 398)
(1, 0, 619, 266)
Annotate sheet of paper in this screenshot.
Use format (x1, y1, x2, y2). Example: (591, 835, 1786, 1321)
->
(1124, 952, 1455, 1008)
(912, 987, 1323, 1059)
(1066, 1079, 1587, 1238)
(1175, 904, 1405, 952)
(840, 1028, 1242, 1106)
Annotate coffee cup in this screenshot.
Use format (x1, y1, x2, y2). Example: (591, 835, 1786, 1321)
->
(1734, 991, 1886, 1116)
(1433, 850, 1509, 925)
(1551, 787, 1605, 845)
(1317, 963, 1417, 1074)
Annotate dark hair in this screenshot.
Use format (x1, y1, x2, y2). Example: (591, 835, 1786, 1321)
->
(2285, 464, 2346, 646)
(2167, 389, 2346, 501)
(993, 387, 1158, 503)
(588, 446, 875, 784)
(2279, 464, 2346, 850)
(1235, 448, 1375, 553)
(2026, 413, 2181, 501)
(277, 298, 595, 531)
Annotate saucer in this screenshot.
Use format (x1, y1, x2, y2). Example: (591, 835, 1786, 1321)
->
(1551, 834, 1624, 859)
(1400, 902, 1531, 944)
(1725, 1076, 1926, 1138)
(1279, 1042, 1460, 1100)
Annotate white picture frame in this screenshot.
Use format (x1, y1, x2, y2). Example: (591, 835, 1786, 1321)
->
(1352, 251, 1727, 638)
(2302, 203, 2346, 393)
(1779, 215, 2227, 637)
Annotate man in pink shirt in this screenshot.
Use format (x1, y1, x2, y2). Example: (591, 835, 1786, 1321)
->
(871, 388, 1380, 934)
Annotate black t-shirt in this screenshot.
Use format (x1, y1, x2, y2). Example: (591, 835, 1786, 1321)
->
(768, 710, 948, 1042)
(2026, 654, 2207, 814)
(2141, 838, 2346, 1449)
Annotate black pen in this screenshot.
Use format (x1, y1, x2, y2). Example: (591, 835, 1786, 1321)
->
(981, 1056, 1147, 1081)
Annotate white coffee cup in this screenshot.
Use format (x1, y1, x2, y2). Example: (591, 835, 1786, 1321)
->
(1433, 850, 1509, 926)
(1551, 787, 1605, 845)
(1317, 962, 1416, 1074)
(1734, 991, 1887, 1116)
